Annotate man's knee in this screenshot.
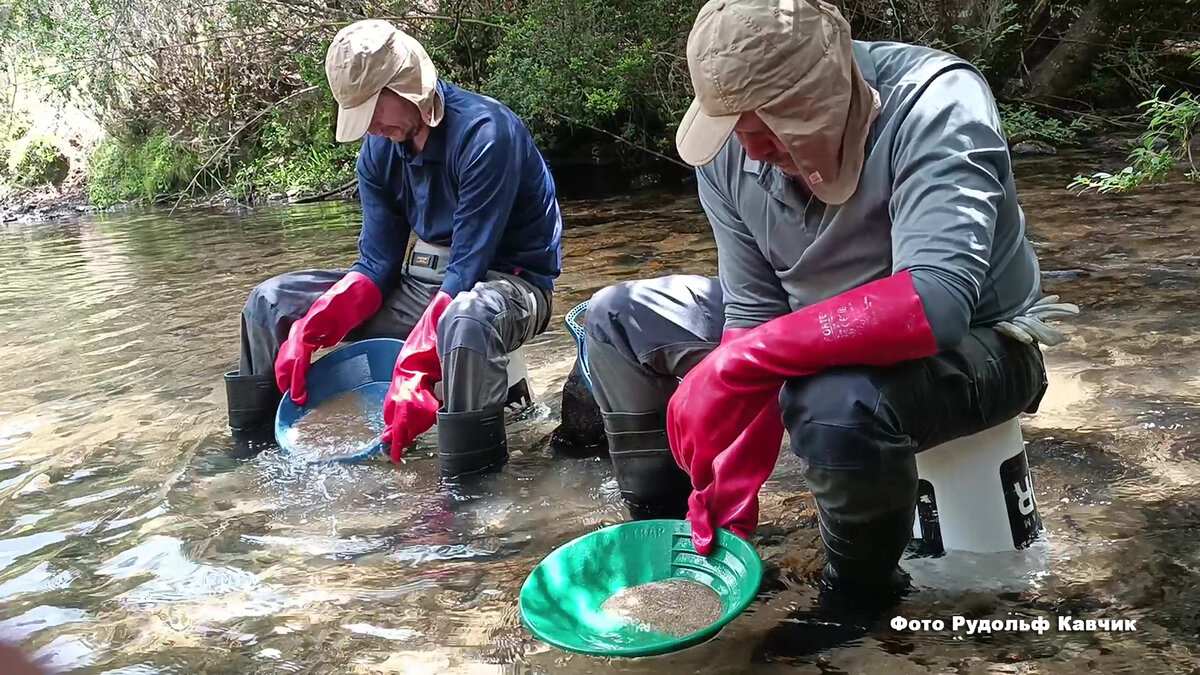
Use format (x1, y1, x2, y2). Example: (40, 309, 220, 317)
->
(584, 275, 720, 368)
(437, 287, 502, 355)
(781, 370, 918, 523)
(780, 370, 904, 472)
(583, 280, 637, 346)
(242, 270, 345, 329)
(584, 275, 697, 343)
(242, 273, 289, 327)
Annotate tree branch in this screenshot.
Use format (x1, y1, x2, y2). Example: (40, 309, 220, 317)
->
(291, 177, 357, 203)
(15, 13, 507, 89)
(169, 84, 318, 214)
(551, 112, 688, 169)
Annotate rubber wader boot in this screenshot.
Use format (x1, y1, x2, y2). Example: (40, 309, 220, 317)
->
(505, 377, 533, 409)
(814, 507, 915, 606)
(223, 370, 282, 458)
(437, 404, 509, 479)
(752, 510, 915, 661)
(603, 411, 691, 520)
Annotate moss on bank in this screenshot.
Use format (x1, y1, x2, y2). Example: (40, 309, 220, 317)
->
(86, 134, 199, 207)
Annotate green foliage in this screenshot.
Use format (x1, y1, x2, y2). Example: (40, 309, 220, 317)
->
(0, 0, 110, 103)
(949, 2, 1025, 74)
(86, 133, 199, 207)
(1069, 88, 1200, 194)
(228, 94, 359, 200)
(85, 90, 357, 207)
(0, 127, 16, 185)
(7, 135, 69, 187)
(3, 0, 1199, 207)
(480, 0, 697, 156)
(0, 105, 28, 187)
(999, 104, 1091, 146)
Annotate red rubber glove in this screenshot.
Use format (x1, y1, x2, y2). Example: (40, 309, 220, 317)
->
(275, 271, 382, 405)
(383, 291, 454, 461)
(668, 271, 940, 555)
(674, 327, 786, 555)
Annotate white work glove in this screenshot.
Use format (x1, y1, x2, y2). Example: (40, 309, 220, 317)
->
(994, 295, 1080, 347)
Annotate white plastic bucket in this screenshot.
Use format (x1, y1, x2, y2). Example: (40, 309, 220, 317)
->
(912, 417, 1042, 554)
(505, 346, 529, 391)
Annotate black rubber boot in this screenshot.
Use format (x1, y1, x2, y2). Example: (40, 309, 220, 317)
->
(753, 509, 915, 662)
(603, 410, 691, 520)
(775, 557, 910, 658)
(223, 370, 282, 458)
(437, 404, 509, 479)
(506, 377, 533, 409)
(814, 507, 915, 606)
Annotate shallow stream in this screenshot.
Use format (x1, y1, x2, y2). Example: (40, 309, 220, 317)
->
(0, 154, 1197, 673)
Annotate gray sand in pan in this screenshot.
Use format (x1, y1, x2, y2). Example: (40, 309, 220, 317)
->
(600, 578, 723, 638)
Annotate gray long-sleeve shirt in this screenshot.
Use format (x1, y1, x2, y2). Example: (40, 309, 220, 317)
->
(697, 40, 1042, 350)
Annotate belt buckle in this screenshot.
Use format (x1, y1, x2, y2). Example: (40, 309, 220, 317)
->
(410, 250, 439, 270)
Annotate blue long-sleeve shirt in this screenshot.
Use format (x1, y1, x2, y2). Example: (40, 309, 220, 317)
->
(349, 80, 564, 298)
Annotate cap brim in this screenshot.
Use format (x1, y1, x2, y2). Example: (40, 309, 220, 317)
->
(335, 90, 381, 143)
(675, 98, 738, 167)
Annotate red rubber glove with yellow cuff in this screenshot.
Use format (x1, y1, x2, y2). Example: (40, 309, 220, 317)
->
(668, 271, 940, 554)
(383, 290, 454, 461)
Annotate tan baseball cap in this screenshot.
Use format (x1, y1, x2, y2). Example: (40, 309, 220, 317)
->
(325, 19, 445, 143)
(676, 0, 880, 204)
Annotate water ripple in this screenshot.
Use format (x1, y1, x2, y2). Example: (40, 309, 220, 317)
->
(0, 174, 1196, 671)
(0, 605, 89, 642)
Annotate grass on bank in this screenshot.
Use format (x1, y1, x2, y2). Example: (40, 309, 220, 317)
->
(4, 88, 1196, 209)
(82, 96, 358, 209)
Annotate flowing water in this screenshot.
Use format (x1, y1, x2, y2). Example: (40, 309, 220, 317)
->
(0, 153, 1197, 674)
(286, 391, 384, 464)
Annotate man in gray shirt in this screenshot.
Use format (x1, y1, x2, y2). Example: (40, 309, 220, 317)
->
(578, 0, 1077, 616)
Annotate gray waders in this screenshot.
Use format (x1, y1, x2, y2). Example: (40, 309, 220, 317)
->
(572, 274, 1047, 608)
(226, 240, 552, 477)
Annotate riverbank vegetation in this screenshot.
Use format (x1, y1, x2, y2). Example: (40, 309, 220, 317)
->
(1, 0, 1198, 216)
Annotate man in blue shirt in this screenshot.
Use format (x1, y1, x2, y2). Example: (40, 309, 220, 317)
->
(223, 20, 563, 477)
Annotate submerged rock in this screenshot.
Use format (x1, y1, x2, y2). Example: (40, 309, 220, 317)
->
(1011, 140, 1057, 155)
(1042, 268, 1090, 280)
(1091, 132, 1170, 153)
(548, 363, 607, 458)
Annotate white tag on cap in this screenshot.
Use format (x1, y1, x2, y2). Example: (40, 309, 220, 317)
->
(808, 171, 824, 185)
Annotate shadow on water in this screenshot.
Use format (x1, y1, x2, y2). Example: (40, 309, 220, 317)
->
(0, 154, 1198, 672)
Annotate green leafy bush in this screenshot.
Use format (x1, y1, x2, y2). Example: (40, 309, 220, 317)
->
(480, 0, 696, 156)
(228, 94, 359, 200)
(7, 136, 69, 187)
(999, 104, 1091, 147)
(1069, 87, 1200, 193)
(86, 133, 199, 207)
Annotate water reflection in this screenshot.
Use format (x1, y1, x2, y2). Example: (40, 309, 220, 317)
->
(0, 156, 1196, 672)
